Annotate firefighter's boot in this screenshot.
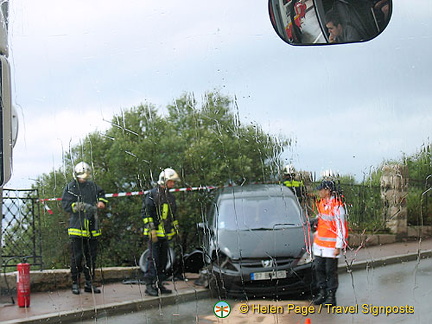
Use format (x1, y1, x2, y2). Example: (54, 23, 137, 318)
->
(71, 282, 80, 295)
(84, 281, 101, 294)
(323, 290, 337, 306)
(158, 283, 172, 294)
(312, 289, 326, 305)
(145, 284, 159, 296)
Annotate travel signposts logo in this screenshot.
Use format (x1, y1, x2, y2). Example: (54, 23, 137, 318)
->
(214, 301, 231, 318)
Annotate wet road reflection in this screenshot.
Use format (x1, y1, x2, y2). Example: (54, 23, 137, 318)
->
(80, 258, 432, 323)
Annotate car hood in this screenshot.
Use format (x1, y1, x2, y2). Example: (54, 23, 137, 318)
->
(217, 227, 308, 260)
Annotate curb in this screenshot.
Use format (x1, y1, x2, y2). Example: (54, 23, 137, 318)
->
(4, 251, 431, 323)
(1, 287, 210, 324)
(338, 249, 432, 273)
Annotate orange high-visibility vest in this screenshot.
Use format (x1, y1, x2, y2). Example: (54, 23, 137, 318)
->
(314, 197, 348, 248)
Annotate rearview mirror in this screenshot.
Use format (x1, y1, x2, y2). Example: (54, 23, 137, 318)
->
(268, 0, 392, 45)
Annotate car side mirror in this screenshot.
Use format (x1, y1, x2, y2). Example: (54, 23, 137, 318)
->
(268, 0, 392, 45)
(198, 222, 214, 235)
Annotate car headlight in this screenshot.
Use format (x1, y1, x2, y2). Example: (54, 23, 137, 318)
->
(214, 252, 237, 272)
(297, 251, 313, 265)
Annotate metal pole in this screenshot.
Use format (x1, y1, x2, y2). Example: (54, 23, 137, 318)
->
(0, 187, 3, 269)
(0, 186, 4, 305)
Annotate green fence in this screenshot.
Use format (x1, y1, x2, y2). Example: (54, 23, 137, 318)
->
(308, 183, 387, 234)
(407, 178, 432, 226)
(312, 179, 432, 232)
(339, 183, 387, 233)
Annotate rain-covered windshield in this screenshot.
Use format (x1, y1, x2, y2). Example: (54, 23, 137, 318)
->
(217, 196, 302, 230)
(1, 0, 432, 323)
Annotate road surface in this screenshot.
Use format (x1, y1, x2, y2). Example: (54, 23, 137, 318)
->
(80, 257, 432, 323)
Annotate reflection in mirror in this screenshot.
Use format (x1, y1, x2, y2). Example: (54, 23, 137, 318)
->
(3, 0, 432, 322)
(268, 0, 392, 45)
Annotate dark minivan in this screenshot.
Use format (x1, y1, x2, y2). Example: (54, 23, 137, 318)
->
(199, 184, 313, 298)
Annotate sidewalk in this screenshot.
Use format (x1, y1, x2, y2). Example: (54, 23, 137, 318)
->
(341, 237, 432, 271)
(1, 238, 431, 324)
(0, 273, 208, 324)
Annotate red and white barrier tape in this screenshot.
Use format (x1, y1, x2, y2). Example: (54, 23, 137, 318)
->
(38, 185, 219, 203)
(39, 185, 220, 214)
(43, 203, 54, 215)
(38, 182, 282, 214)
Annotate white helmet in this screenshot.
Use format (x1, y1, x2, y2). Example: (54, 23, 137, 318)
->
(321, 169, 339, 179)
(157, 168, 180, 186)
(283, 164, 296, 175)
(74, 162, 92, 180)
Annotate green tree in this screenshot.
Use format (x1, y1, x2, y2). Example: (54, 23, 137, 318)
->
(403, 144, 432, 226)
(35, 91, 291, 268)
(32, 171, 71, 268)
(361, 143, 432, 227)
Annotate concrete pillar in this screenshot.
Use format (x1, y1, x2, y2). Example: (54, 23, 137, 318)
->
(381, 164, 408, 237)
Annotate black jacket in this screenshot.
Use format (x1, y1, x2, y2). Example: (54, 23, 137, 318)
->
(62, 180, 107, 238)
(142, 185, 178, 240)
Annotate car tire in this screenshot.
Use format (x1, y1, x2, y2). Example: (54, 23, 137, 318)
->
(139, 247, 175, 274)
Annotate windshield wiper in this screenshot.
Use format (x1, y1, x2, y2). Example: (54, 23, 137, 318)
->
(274, 223, 296, 227)
(248, 224, 297, 231)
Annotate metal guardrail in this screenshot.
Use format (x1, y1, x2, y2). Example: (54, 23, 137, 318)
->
(1, 189, 43, 270)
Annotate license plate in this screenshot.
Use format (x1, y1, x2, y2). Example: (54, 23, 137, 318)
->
(250, 270, 287, 281)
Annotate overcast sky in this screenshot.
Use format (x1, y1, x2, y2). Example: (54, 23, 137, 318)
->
(5, 0, 432, 189)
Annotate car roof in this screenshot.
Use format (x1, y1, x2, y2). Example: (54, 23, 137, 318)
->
(217, 183, 296, 199)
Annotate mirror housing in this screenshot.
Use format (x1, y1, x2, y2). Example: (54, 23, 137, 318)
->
(268, 0, 392, 45)
(0, 55, 12, 187)
(197, 222, 215, 236)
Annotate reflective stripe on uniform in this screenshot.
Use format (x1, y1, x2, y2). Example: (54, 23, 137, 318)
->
(143, 202, 177, 240)
(166, 231, 176, 240)
(144, 223, 177, 240)
(318, 214, 334, 221)
(161, 203, 169, 219)
(314, 197, 347, 249)
(283, 180, 304, 187)
(315, 234, 337, 242)
(143, 217, 154, 224)
(98, 198, 109, 204)
(68, 228, 101, 237)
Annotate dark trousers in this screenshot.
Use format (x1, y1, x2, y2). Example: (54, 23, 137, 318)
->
(70, 237, 98, 283)
(314, 256, 339, 293)
(144, 238, 171, 286)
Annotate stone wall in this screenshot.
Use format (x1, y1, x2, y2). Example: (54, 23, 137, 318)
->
(0, 267, 141, 293)
(381, 164, 408, 237)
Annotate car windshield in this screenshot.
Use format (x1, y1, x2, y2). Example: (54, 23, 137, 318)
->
(217, 196, 302, 230)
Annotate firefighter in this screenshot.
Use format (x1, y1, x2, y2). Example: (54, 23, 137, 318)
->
(61, 162, 108, 295)
(142, 168, 180, 296)
(312, 180, 347, 307)
(282, 164, 306, 202)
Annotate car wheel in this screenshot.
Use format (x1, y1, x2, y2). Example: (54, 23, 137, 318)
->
(139, 247, 175, 273)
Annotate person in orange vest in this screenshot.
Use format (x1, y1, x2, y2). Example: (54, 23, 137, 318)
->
(312, 180, 347, 307)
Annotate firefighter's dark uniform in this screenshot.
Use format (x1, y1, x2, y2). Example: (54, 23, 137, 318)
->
(283, 178, 306, 202)
(142, 185, 179, 290)
(62, 180, 108, 286)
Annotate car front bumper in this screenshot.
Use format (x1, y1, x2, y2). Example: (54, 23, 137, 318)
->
(211, 263, 313, 298)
